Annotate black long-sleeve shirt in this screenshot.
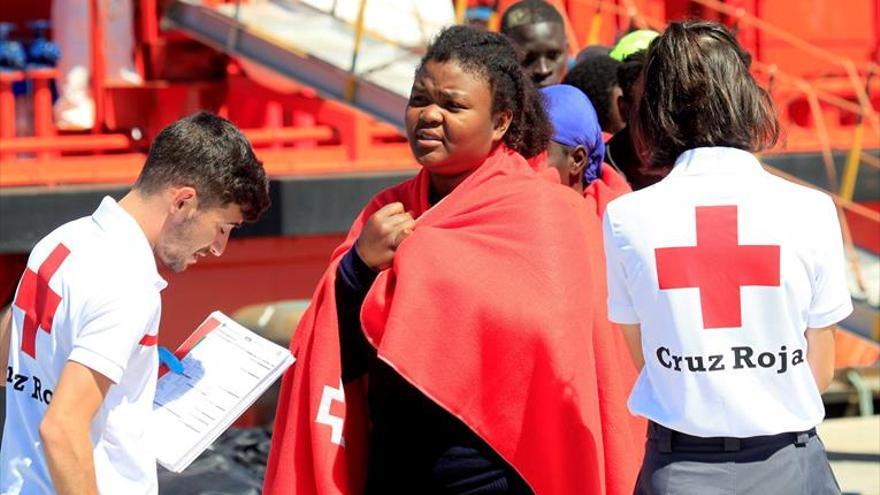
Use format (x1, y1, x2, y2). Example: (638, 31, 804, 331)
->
(335, 247, 532, 495)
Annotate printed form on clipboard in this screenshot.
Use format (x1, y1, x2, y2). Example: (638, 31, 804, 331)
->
(152, 311, 295, 473)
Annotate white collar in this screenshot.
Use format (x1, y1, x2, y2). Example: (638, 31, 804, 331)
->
(92, 196, 167, 291)
(665, 147, 765, 179)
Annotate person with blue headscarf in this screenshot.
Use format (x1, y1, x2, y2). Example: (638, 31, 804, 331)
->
(541, 84, 604, 193)
(541, 84, 631, 216)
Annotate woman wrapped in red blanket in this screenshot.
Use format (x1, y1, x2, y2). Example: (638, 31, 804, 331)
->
(264, 26, 640, 495)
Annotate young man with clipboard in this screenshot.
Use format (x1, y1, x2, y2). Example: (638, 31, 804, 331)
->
(0, 113, 270, 495)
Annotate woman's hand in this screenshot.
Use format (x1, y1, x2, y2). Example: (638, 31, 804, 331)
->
(355, 202, 415, 271)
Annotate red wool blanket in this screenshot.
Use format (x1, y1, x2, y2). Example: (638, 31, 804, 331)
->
(264, 146, 642, 494)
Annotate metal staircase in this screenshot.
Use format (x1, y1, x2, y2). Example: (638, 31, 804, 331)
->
(163, 0, 435, 129)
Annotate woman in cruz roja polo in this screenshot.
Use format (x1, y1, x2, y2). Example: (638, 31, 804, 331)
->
(603, 21, 850, 495)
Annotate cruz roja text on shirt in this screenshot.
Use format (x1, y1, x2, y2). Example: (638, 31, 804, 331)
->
(656, 345, 805, 374)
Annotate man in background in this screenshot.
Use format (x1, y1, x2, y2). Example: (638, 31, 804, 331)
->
(501, 0, 568, 88)
(563, 52, 625, 135)
(605, 50, 672, 189)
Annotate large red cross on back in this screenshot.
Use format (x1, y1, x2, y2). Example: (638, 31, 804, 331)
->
(14, 244, 71, 358)
(655, 205, 780, 329)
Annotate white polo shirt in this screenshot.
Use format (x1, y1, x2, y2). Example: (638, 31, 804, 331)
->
(603, 147, 853, 437)
(2, 197, 166, 495)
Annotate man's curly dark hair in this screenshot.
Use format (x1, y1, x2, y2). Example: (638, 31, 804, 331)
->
(418, 25, 551, 159)
(562, 55, 621, 133)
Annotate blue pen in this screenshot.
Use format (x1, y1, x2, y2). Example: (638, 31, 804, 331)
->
(158, 346, 184, 375)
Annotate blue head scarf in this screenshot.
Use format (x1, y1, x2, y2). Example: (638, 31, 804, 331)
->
(540, 84, 605, 186)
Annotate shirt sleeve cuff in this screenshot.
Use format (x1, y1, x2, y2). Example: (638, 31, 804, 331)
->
(68, 346, 124, 384)
(350, 247, 378, 285)
(338, 246, 378, 294)
(608, 304, 640, 324)
(807, 299, 854, 329)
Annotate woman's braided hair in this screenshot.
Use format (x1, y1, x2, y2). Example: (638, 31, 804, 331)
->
(418, 25, 551, 159)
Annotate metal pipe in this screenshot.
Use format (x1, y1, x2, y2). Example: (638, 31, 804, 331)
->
(455, 0, 468, 25)
(846, 370, 874, 417)
(344, 0, 368, 103)
(586, 1, 603, 46)
(91, 0, 106, 133)
(840, 68, 876, 201)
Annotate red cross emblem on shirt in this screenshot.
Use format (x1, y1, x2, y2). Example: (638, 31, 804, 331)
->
(655, 205, 780, 329)
(14, 243, 71, 358)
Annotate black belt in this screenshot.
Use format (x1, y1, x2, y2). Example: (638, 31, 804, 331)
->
(648, 421, 817, 453)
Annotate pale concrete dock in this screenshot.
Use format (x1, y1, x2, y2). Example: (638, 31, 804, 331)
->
(818, 415, 880, 495)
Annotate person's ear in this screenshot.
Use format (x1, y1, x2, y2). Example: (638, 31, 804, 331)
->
(169, 186, 198, 216)
(609, 85, 626, 132)
(491, 110, 513, 142)
(570, 145, 588, 177)
(617, 93, 629, 123)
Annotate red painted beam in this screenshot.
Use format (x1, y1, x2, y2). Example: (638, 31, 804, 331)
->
(0, 134, 133, 153)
